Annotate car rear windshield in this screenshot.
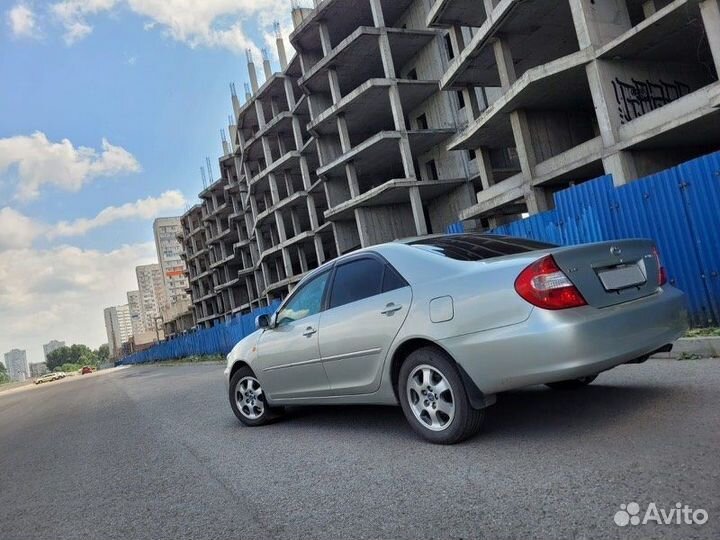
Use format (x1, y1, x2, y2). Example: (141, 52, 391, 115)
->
(409, 234, 556, 261)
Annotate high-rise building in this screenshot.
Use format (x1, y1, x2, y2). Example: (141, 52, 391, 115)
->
(126, 290, 144, 336)
(136, 264, 166, 332)
(4, 349, 28, 382)
(103, 304, 133, 359)
(43, 340, 65, 361)
(29, 363, 48, 377)
(153, 217, 190, 307)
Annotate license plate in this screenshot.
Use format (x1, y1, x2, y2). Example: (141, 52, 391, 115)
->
(598, 264, 646, 291)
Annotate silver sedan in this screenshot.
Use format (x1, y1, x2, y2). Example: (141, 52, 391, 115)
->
(225, 234, 687, 444)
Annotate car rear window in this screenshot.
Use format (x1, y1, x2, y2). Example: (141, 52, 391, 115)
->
(409, 234, 556, 261)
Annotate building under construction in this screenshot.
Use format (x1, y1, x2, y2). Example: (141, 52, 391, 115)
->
(180, 0, 720, 328)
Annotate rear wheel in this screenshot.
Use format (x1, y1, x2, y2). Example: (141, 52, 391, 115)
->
(398, 347, 484, 444)
(545, 374, 598, 390)
(229, 367, 283, 426)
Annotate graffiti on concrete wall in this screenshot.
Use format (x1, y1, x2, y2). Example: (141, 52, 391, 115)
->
(612, 78, 691, 124)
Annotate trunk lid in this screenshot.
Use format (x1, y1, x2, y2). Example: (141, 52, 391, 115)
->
(550, 239, 660, 308)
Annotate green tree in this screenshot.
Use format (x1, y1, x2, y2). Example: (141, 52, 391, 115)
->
(47, 344, 98, 371)
(95, 344, 110, 363)
(0, 362, 6, 373)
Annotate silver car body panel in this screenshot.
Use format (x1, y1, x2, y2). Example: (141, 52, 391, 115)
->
(225, 238, 688, 407)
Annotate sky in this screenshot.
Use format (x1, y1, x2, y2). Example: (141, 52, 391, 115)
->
(0, 0, 299, 366)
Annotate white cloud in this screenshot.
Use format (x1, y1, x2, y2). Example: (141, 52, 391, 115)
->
(51, 0, 119, 44)
(46, 0, 296, 60)
(0, 131, 141, 201)
(7, 4, 40, 39)
(0, 191, 186, 250)
(0, 207, 45, 250)
(50, 190, 186, 238)
(0, 242, 157, 363)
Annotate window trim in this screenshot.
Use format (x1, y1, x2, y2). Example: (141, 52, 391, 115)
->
(325, 252, 409, 311)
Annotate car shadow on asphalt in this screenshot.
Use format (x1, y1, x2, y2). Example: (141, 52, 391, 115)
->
(257, 383, 669, 443)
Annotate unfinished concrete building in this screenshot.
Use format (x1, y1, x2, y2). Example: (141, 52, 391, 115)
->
(180, 0, 720, 329)
(428, 0, 720, 223)
(290, 0, 478, 251)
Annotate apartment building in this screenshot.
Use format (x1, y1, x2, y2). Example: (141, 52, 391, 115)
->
(4, 349, 28, 382)
(43, 340, 65, 361)
(103, 304, 133, 359)
(153, 217, 190, 306)
(180, 0, 720, 328)
(135, 264, 166, 332)
(126, 290, 144, 336)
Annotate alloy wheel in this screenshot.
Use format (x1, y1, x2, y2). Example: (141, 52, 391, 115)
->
(235, 376, 266, 420)
(406, 364, 455, 431)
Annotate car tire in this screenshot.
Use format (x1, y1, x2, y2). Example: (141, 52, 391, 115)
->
(229, 367, 283, 426)
(398, 347, 484, 444)
(545, 374, 598, 390)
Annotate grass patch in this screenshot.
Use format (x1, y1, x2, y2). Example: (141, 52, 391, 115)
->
(686, 327, 720, 338)
(678, 352, 704, 361)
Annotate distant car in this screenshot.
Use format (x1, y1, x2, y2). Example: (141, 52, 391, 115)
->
(225, 234, 687, 444)
(80, 366, 94, 375)
(55, 372, 67, 379)
(35, 373, 60, 384)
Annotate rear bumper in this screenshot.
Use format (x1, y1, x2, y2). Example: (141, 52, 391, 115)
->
(442, 286, 688, 395)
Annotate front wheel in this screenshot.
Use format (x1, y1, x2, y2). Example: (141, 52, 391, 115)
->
(398, 347, 484, 444)
(545, 374, 598, 390)
(229, 367, 282, 426)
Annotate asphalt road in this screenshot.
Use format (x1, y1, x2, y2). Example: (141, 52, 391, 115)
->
(1, 360, 718, 540)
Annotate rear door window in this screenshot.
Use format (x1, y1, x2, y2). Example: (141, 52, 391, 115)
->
(329, 258, 384, 309)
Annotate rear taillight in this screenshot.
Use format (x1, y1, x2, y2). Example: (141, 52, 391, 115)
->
(514, 255, 587, 310)
(652, 247, 667, 286)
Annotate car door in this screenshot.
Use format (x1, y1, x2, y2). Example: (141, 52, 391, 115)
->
(319, 255, 412, 395)
(256, 269, 332, 399)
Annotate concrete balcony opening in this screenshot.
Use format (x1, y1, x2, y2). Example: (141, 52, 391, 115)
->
(441, 0, 580, 90)
(299, 27, 436, 99)
(290, 0, 417, 63)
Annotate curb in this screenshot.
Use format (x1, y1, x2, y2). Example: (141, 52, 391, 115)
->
(651, 337, 720, 359)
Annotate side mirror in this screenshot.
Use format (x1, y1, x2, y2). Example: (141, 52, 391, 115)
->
(256, 314, 271, 330)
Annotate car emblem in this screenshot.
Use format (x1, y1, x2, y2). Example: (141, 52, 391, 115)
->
(610, 246, 622, 257)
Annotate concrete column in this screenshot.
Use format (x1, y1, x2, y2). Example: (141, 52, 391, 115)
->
(314, 235, 326, 265)
(274, 212, 287, 242)
(603, 151, 638, 186)
(492, 38, 516, 91)
(336, 115, 352, 153)
(354, 208, 371, 247)
(307, 196, 320, 229)
(642, 1, 656, 18)
(369, 0, 385, 27)
(254, 100, 267, 128)
(281, 248, 293, 279)
(700, 0, 720, 76)
(462, 87, 482, 121)
(318, 22, 333, 55)
(261, 137, 273, 166)
(585, 60, 619, 147)
(409, 186, 428, 235)
(510, 109, 550, 214)
(283, 78, 296, 109)
(345, 163, 361, 198)
(299, 156, 314, 191)
(292, 117, 304, 151)
(378, 34, 397, 78)
(270, 96, 280, 117)
(448, 25, 465, 57)
(569, 0, 631, 49)
(284, 171, 294, 196)
(484, 0, 496, 17)
(476, 148, 495, 191)
(298, 246, 309, 273)
(388, 84, 407, 131)
(291, 208, 302, 236)
(268, 174, 281, 205)
(327, 69, 343, 104)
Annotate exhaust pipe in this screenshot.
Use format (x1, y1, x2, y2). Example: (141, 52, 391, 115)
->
(625, 344, 673, 364)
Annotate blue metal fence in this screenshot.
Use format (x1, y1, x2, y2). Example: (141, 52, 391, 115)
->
(118, 301, 282, 365)
(490, 151, 720, 326)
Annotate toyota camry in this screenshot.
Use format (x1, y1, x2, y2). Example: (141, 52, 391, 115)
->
(224, 234, 687, 444)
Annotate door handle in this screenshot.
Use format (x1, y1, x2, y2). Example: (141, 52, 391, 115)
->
(381, 303, 403, 315)
(303, 326, 317, 337)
